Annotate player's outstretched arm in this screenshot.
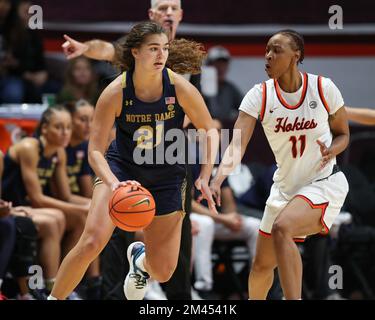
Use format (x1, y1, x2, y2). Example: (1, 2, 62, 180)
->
(210, 111, 257, 206)
(62, 34, 115, 61)
(345, 106, 375, 126)
(174, 73, 219, 213)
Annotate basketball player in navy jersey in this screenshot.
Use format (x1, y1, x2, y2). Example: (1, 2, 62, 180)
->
(62, 0, 199, 300)
(65, 100, 95, 198)
(49, 21, 218, 300)
(211, 30, 349, 300)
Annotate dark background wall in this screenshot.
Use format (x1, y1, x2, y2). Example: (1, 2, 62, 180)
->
(34, 0, 375, 24)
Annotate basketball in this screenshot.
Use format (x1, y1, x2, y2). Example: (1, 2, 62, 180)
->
(108, 185, 156, 231)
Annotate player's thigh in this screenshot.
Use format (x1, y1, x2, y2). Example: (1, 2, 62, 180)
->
(274, 197, 323, 238)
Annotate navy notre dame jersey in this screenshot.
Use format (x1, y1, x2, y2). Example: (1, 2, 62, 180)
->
(2, 138, 58, 205)
(66, 140, 92, 194)
(106, 67, 187, 187)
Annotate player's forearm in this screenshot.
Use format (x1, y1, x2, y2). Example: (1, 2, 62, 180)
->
(213, 113, 255, 186)
(346, 107, 375, 125)
(329, 133, 349, 157)
(198, 128, 219, 181)
(84, 40, 115, 61)
(88, 150, 118, 187)
(214, 129, 249, 186)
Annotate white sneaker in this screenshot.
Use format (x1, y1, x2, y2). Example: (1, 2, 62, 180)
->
(144, 280, 167, 300)
(124, 241, 150, 300)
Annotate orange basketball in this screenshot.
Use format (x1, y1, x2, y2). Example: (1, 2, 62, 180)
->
(108, 185, 156, 231)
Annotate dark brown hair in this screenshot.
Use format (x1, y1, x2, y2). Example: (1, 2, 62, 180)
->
(35, 105, 70, 137)
(114, 21, 206, 74)
(64, 99, 93, 116)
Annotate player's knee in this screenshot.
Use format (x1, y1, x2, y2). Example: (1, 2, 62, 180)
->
(251, 257, 275, 275)
(271, 219, 290, 238)
(52, 209, 66, 235)
(79, 233, 104, 258)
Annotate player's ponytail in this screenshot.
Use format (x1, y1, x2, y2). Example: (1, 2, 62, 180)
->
(167, 38, 206, 75)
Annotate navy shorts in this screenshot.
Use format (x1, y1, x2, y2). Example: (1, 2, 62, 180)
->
(96, 154, 187, 216)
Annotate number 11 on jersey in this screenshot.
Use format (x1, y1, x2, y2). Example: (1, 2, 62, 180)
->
(289, 135, 306, 158)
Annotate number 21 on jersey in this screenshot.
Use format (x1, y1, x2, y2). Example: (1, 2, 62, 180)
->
(135, 122, 164, 149)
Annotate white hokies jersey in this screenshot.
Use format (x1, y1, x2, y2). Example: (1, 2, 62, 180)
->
(239, 72, 344, 199)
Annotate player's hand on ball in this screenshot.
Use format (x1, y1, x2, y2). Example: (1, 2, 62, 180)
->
(316, 140, 334, 170)
(111, 180, 141, 191)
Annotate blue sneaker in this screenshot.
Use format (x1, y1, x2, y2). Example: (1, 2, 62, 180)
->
(123, 241, 149, 300)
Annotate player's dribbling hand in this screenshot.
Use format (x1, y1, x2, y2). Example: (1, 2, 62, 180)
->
(317, 140, 334, 170)
(111, 180, 141, 191)
(195, 177, 218, 214)
(62, 34, 89, 60)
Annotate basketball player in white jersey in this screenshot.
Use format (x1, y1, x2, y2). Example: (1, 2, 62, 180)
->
(210, 30, 349, 300)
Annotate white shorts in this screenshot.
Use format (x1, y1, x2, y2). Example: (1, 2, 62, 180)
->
(259, 171, 349, 242)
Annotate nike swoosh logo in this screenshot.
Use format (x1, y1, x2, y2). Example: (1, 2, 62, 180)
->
(131, 198, 151, 208)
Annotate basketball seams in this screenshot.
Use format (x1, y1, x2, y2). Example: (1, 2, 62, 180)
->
(110, 207, 156, 214)
(108, 185, 156, 231)
(111, 193, 154, 210)
(109, 210, 146, 230)
(110, 187, 124, 210)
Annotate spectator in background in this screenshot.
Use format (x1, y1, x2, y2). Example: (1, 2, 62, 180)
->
(0, 150, 16, 300)
(0, 0, 48, 103)
(57, 57, 99, 105)
(0, 0, 24, 103)
(65, 100, 94, 198)
(204, 46, 243, 122)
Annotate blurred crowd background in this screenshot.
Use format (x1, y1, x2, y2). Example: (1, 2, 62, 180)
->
(0, 0, 375, 300)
